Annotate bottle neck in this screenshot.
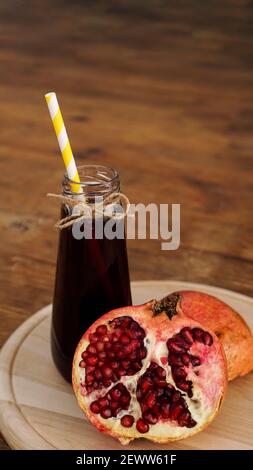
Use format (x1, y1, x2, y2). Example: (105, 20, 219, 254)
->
(62, 165, 120, 203)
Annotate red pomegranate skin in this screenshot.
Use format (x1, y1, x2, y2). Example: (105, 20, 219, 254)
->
(72, 296, 227, 445)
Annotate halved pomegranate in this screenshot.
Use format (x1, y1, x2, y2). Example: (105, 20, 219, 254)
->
(72, 295, 227, 444)
(171, 291, 253, 381)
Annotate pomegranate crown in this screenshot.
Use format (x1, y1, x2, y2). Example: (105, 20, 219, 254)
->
(153, 293, 180, 320)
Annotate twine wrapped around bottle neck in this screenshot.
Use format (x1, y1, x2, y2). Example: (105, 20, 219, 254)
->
(47, 192, 130, 230)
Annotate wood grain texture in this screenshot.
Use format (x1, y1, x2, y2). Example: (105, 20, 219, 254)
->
(0, 281, 253, 450)
(0, 0, 253, 449)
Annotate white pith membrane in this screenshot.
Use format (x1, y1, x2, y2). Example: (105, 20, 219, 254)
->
(73, 306, 226, 444)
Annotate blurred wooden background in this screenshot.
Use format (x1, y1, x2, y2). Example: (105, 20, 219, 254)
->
(0, 0, 253, 449)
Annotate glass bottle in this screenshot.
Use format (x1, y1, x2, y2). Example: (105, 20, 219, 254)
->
(51, 165, 132, 382)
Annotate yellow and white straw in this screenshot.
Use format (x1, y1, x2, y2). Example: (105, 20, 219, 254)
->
(45, 92, 81, 193)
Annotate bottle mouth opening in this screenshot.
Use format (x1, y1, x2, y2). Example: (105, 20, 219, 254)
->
(63, 165, 120, 197)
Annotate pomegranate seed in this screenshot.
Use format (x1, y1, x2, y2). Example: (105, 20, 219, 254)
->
(181, 353, 190, 366)
(116, 367, 126, 378)
(178, 410, 191, 426)
(101, 408, 112, 419)
(86, 356, 97, 366)
(134, 320, 144, 332)
(126, 340, 139, 354)
(121, 335, 130, 345)
(155, 379, 167, 387)
(121, 395, 130, 407)
(171, 391, 181, 402)
(180, 338, 192, 350)
(95, 341, 104, 352)
(81, 351, 88, 359)
(170, 403, 184, 420)
(102, 335, 110, 343)
(177, 380, 192, 397)
(131, 320, 140, 330)
(79, 360, 86, 368)
(132, 361, 142, 371)
(172, 367, 187, 379)
(136, 389, 142, 400)
(139, 347, 147, 359)
(152, 404, 160, 415)
(192, 328, 204, 342)
(111, 333, 119, 343)
(110, 360, 119, 369)
(164, 385, 173, 398)
(160, 356, 168, 365)
(127, 329, 139, 339)
(128, 351, 137, 360)
(104, 343, 111, 352)
(140, 377, 153, 394)
(169, 354, 183, 366)
(102, 379, 111, 387)
(140, 402, 148, 413)
(98, 352, 106, 360)
(145, 390, 156, 408)
(187, 419, 197, 428)
(180, 327, 193, 345)
(203, 332, 213, 346)
(99, 397, 109, 409)
(166, 383, 174, 392)
(113, 408, 122, 417)
(98, 361, 104, 367)
(161, 402, 170, 419)
(110, 401, 119, 410)
(96, 325, 108, 336)
(121, 415, 134, 428)
(87, 344, 97, 354)
(101, 366, 112, 379)
(143, 411, 158, 425)
(136, 327, 145, 338)
(157, 367, 166, 378)
(117, 383, 125, 391)
(86, 365, 96, 374)
(89, 333, 98, 343)
(113, 343, 121, 353)
(95, 370, 102, 380)
(92, 381, 98, 390)
(136, 418, 149, 433)
(190, 355, 201, 366)
(167, 339, 185, 353)
(122, 360, 130, 369)
(111, 316, 132, 329)
(110, 388, 121, 400)
(156, 388, 164, 397)
(90, 401, 100, 414)
(108, 351, 115, 359)
(85, 373, 94, 384)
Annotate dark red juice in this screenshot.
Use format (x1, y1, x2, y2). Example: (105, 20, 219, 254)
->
(51, 209, 132, 382)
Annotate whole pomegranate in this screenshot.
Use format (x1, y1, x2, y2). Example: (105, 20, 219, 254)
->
(73, 295, 227, 444)
(171, 291, 253, 381)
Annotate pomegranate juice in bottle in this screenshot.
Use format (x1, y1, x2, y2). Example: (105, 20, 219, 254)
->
(51, 166, 132, 382)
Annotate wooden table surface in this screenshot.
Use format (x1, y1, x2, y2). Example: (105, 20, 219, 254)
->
(1, 0, 253, 450)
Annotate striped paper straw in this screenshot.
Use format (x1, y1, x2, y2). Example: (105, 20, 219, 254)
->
(45, 92, 81, 193)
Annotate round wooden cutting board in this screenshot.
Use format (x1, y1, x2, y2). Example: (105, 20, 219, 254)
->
(0, 281, 252, 450)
